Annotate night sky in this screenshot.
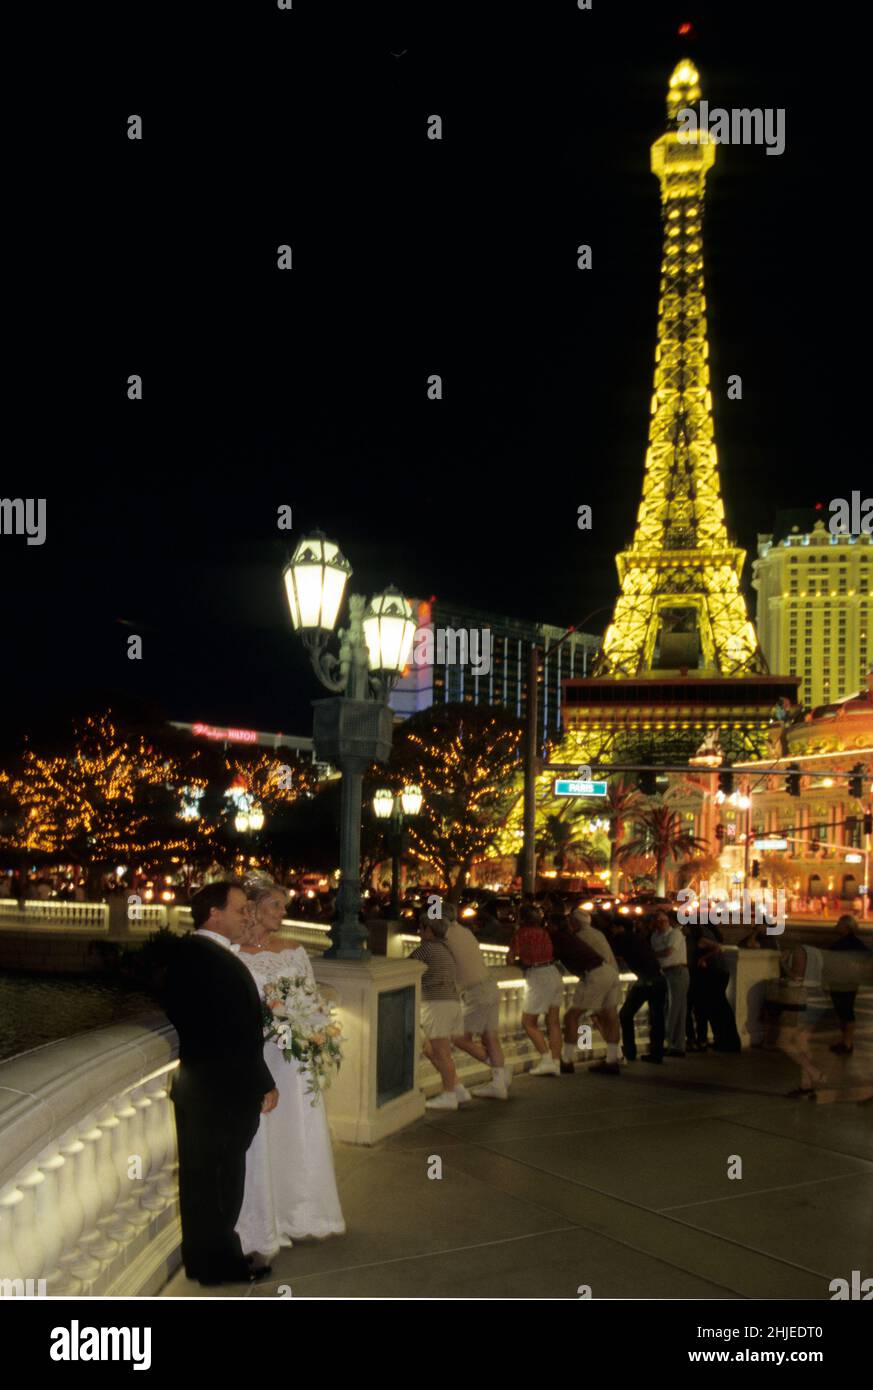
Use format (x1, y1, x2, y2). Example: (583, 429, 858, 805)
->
(4, 3, 861, 753)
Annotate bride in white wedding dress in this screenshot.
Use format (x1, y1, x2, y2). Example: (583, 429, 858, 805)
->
(234, 876, 346, 1258)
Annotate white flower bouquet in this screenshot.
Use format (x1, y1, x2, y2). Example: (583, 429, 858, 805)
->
(262, 974, 345, 1105)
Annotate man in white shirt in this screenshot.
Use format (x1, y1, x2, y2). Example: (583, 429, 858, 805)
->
(566, 906, 623, 1073)
(442, 902, 512, 1100)
(650, 911, 689, 1056)
(570, 905, 619, 969)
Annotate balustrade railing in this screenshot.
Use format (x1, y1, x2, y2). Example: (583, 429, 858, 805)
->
(0, 1017, 180, 1297)
(0, 901, 110, 930)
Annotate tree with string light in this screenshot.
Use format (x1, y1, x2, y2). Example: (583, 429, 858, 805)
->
(384, 704, 523, 899)
(1, 711, 187, 892)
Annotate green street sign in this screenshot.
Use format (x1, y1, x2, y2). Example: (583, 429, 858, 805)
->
(554, 778, 607, 797)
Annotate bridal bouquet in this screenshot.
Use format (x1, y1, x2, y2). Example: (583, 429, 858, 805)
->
(261, 975, 345, 1106)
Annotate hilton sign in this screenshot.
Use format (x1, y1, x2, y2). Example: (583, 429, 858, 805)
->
(191, 723, 258, 744)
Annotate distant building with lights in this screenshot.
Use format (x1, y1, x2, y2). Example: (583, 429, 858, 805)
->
(168, 721, 314, 756)
(752, 514, 873, 709)
(388, 599, 600, 740)
(733, 671, 873, 912)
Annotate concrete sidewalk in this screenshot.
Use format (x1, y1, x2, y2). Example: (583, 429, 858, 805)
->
(161, 1044, 873, 1300)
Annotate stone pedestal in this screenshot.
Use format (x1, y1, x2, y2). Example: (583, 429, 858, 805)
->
(311, 956, 426, 1145)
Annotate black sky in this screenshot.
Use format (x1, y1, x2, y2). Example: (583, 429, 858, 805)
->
(4, 2, 863, 752)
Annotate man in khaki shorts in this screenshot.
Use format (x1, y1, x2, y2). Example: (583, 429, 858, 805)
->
(442, 901, 512, 1100)
(562, 906, 623, 1075)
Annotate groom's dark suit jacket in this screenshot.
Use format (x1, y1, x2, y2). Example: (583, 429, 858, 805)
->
(164, 933, 275, 1110)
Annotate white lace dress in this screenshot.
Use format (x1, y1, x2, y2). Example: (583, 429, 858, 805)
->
(235, 946, 346, 1253)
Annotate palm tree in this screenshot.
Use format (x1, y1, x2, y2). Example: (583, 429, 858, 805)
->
(537, 813, 606, 875)
(621, 805, 707, 897)
(676, 852, 722, 893)
(601, 779, 644, 894)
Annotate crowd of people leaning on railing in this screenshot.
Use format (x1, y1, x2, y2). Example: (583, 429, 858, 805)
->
(407, 897, 872, 1109)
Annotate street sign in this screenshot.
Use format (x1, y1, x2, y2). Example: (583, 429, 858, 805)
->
(554, 778, 607, 797)
(753, 838, 788, 851)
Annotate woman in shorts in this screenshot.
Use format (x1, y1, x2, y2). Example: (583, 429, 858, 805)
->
(409, 914, 467, 1111)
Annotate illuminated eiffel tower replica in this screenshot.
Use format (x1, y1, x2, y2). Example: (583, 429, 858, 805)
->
(559, 59, 796, 771)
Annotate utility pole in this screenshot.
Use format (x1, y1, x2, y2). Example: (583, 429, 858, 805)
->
(522, 644, 539, 895)
(521, 607, 611, 896)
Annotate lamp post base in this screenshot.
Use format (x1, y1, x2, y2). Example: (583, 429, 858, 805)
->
(312, 699, 396, 961)
(325, 890, 371, 960)
(324, 934, 370, 961)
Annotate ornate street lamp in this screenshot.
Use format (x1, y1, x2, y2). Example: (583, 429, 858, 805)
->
(284, 532, 351, 638)
(234, 797, 264, 835)
(285, 534, 414, 958)
(363, 588, 416, 675)
(371, 784, 424, 919)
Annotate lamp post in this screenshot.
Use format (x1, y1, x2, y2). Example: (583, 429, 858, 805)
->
(234, 798, 265, 836)
(373, 783, 423, 919)
(284, 532, 414, 959)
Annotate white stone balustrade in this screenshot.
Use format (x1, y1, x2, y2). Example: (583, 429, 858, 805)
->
(0, 1015, 181, 1297)
(0, 901, 110, 931)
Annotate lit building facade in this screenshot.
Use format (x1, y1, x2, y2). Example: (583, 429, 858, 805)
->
(753, 516, 873, 709)
(389, 598, 600, 740)
(732, 672, 873, 914)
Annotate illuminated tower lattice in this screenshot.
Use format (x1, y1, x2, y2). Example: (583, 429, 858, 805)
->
(494, 61, 798, 866)
(594, 60, 765, 679)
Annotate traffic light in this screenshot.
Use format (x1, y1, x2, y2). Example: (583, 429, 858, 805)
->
(864, 812, 873, 836)
(715, 823, 725, 842)
(639, 770, 657, 796)
(718, 769, 734, 795)
(848, 763, 864, 799)
(786, 763, 802, 797)
(751, 859, 760, 878)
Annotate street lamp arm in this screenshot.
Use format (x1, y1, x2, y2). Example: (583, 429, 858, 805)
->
(305, 637, 347, 694)
(542, 606, 613, 661)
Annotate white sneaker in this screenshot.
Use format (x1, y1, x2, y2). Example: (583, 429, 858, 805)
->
(499, 1066, 513, 1090)
(529, 1055, 560, 1076)
(425, 1091, 459, 1110)
(471, 1074, 509, 1100)
(454, 1084, 473, 1104)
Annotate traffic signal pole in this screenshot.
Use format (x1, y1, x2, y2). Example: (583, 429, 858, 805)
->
(522, 643, 539, 895)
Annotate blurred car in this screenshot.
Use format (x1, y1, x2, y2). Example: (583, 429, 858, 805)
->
(614, 893, 676, 923)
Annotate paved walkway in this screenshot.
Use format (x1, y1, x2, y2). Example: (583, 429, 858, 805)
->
(161, 1042, 873, 1300)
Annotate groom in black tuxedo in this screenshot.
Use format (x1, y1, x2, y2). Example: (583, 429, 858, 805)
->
(165, 880, 278, 1286)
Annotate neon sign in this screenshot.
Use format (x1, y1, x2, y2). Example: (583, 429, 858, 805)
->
(191, 723, 258, 744)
